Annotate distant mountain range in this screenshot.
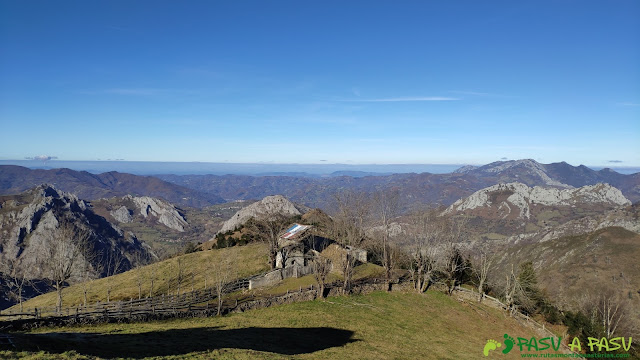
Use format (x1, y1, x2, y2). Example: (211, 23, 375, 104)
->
(1, 159, 638, 211)
(0, 165, 224, 208)
(156, 159, 640, 209)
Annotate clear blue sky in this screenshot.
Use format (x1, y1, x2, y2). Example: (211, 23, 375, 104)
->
(1, 0, 638, 166)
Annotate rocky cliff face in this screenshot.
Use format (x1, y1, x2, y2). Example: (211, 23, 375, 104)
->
(129, 196, 188, 232)
(444, 182, 630, 219)
(219, 195, 303, 233)
(503, 204, 640, 244)
(102, 195, 188, 231)
(0, 185, 153, 281)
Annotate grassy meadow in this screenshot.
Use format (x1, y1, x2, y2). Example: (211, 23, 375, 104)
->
(7, 243, 270, 311)
(2, 290, 561, 359)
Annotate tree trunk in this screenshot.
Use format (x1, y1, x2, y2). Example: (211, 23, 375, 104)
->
(56, 281, 63, 313)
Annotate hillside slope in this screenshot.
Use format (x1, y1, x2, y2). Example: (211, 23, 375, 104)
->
(493, 227, 640, 338)
(5, 291, 566, 359)
(8, 242, 270, 309)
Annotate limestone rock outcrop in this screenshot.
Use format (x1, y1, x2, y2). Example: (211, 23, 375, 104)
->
(219, 195, 302, 233)
(0, 185, 153, 281)
(444, 182, 631, 219)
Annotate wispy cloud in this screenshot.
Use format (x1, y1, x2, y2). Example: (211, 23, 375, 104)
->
(176, 67, 224, 78)
(608, 160, 623, 163)
(341, 96, 459, 102)
(80, 88, 197, 97)
(25, 155, 58, 162)
(104, 88, 169, 96)
(448, 90, 514, 98)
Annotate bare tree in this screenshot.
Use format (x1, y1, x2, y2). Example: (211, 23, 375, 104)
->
(47, 217, 91, 313)
(407, 209, 443, 293)
(103, 250, 125, 302)
(132, 250, 150, 300)
(79, 242, 100, 307)
(473, 251, 494, 302)
(312, 254, 332, 299)
(578, 287, 633, 338)
(211, 252, 236, 316)
(5, 258, 32, 312)
(147, 264, 158, 298)
(439, 216, 471, 295)
(441, 245, 468, 295)
(597, 291, 627, 338)
(503, 265, 533, 315)
(331, 190, 370, 293)
(249, 213, 291, 269)
(175, 257, 184, 296)
(372, 189, 400, 291)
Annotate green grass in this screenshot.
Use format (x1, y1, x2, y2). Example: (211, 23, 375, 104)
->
(7, 243, 270, 311)
(254, 264, 384, 296)
(2, 290, 560, 359)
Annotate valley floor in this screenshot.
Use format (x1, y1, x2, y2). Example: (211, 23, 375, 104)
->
(1, 290, 562, 359)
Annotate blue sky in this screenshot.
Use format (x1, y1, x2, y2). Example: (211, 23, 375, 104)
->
(1, 1, 639, 166)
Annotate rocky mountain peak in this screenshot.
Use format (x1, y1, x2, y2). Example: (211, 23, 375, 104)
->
(444, 182, 631, 219)
(219, 195, 303, 233)
(453, 165, 478, 174)
(0, 186, 153, 281)
(476, 160, 571, 188)
(107, 195, 188, 232)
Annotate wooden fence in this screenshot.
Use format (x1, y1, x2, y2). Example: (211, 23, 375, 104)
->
(0, 277, 251, 322)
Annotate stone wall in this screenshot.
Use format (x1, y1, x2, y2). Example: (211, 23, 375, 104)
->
(248, 265, 315, 290)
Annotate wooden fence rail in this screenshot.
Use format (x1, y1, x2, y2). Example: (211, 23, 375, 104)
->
(0, 276, 252, 322)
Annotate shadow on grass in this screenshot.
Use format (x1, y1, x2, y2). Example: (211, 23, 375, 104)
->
(15, 326, 357, 358)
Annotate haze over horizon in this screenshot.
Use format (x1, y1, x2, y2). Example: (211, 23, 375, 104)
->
(1, 1, 639, 166)
(2, 158, 640, 176)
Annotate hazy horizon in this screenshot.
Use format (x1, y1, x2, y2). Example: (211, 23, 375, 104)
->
(2, 159, 639, 176)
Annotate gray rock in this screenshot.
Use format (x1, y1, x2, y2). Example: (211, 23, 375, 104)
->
(0, 184, 154, 282)
(110, 206, 133, 223)
(219, 195, 302, 233)
(131, 196, 188, 232)
(444, 182, 631, 219)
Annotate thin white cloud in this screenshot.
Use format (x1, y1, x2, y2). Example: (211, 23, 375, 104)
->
(105, 88, 167, 96)
(341, 96, 459, 102)
(25, 155, 58, 161)
(79, 88, 198, 97)
(448, 90, 514, 98)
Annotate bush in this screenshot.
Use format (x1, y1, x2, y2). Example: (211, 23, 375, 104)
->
(183, 242, 200, 254)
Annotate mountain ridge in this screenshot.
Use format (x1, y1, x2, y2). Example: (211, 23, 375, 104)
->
(0, 165, 225, 208)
